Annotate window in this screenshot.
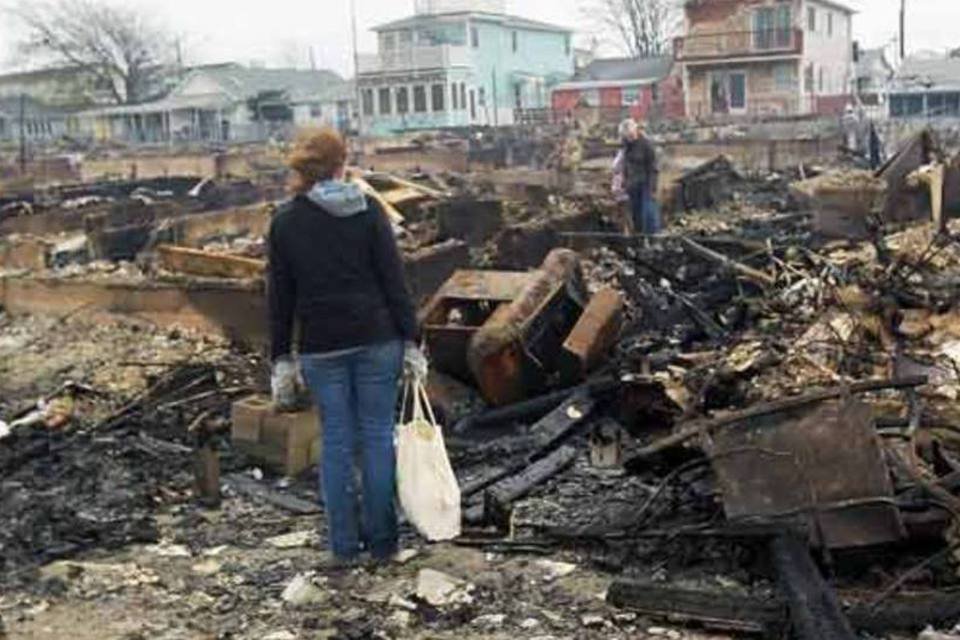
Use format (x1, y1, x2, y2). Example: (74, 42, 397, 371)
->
(512, 31, 518, 52)
(892, 95, 924, 117)
(399, 30, 413, 46)
(362, 89, 374, 116)
(460, 83, 467, 110)
(310, 103, 322, 118)
(805, 64, 815, 92)
(755, 6, 791, 49)
(378, 87, 391, 115)
(396, 86, 409, 114)
(622, 87, 640, 107)
(382, 32, 396, 51)
(818, 67, 824, 93)
(478, 87, 486, 106)
(514, 83, 522, 109)
(451, 83, 458, 110)
(827, 12, 834, 36)
(651, 82, 660, 102)
(774, 63, 796, 90)
(471, 26, 479, 48)
(808, 7, 816, 32)
(565, 35, 571, 55)
(431, 84, 445, 111)
(413, 85, 427, 112)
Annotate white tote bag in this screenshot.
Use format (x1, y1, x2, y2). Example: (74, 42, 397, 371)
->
(396, 380, 461, 542)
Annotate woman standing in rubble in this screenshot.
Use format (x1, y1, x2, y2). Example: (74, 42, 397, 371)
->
(614, 118, 660, 235)
(267, 127, 427, 565)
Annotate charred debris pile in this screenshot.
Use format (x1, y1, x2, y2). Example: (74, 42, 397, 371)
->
(2, 131, 960, 637)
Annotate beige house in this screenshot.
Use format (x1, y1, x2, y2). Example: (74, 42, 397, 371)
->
(676, 0, 856, 119)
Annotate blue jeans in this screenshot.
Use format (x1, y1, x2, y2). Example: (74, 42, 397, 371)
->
(300, 340, 404, 560)
(629, 184, 661, 234)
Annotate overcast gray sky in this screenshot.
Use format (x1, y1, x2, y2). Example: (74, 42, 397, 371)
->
(0, 0, 955, 76)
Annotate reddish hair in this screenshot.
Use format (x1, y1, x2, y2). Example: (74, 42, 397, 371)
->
(287, 127, 348, 194)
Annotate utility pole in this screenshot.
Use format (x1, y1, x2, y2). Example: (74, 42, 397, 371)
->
(491, 67, 499, 127)
(18, 93, 26, 174)
(351, 0, 363, 136)
(899, 0, 906, 61)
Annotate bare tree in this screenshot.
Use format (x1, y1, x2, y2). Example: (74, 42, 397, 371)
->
(10, 0, 174, 104)
(592, 0, 682, 58)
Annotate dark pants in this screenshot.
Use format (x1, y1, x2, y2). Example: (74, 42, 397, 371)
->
(300, 340, 404, 560)
(628, 183, 660, 234)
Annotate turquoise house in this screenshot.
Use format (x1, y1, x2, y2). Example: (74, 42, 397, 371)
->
(356, 1, 574, 135)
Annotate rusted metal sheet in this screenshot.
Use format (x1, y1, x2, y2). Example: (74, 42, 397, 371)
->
(560, 287, 624, 381)
(709, 398, 905, 549)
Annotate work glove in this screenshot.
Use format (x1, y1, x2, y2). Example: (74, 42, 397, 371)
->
(271, 356, 298, 412)
(403, 342, 429, 382)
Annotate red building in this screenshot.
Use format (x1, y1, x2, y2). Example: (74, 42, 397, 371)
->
(551, 56, 685, 123)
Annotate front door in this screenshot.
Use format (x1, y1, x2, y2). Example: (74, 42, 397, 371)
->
(729, 72, 747, 111)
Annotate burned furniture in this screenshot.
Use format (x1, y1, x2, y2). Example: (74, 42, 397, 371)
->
(421, 249, 624, 406)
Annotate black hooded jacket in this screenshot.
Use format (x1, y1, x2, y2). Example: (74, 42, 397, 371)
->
(267, 195, 418, 361)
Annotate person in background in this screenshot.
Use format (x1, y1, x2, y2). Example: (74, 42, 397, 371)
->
(268, 127, 427, 566)
(869, 121, 884, 170)
(618, 117, 661, 235)
(611, 126, 631, 235)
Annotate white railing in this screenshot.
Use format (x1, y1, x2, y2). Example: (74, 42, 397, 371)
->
(357, 45, 469, 74)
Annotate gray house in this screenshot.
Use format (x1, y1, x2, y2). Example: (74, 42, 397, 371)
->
(80, 64, 355, 144)
(889, 56, 960, 118)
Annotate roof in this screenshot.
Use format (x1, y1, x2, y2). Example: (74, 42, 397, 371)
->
(372, 11, 571, 34)
(891, 56, 960, 93)
(807, 0, 856, 13)
(0, 95, 70, 117)
(178, 64, 347, 102)
(82, 66, 353, 117)
(553, 56, 673, 90)
(571, 56, 673, 83)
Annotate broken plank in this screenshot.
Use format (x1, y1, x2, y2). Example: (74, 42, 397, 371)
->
(624, 376, 927, 467)
(225, 473, 320, 515)
(769, 533, 857, 640)
(155, 245, 265, 280)
(607, 581, 785, 635)
(483, 445, 578, 529)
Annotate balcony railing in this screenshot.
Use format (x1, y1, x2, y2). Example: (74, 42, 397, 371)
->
(675, 28, 803, 62)
(357, 45, 470, 75)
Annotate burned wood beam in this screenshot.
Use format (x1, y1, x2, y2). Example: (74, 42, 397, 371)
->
(607, 581, 786, 635)
(624, 376, 928, 467)
(769, 533, 857, 640)
(606, 581, 960, 637)
(452, 375, 618, 433)
(679, 236, 776, 287)
(483, 445, 578, 529)
(225, 473, 320, 515)
(529, 389, 596, 452)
